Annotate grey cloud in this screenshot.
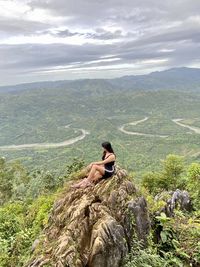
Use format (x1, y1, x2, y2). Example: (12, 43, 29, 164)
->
(28, 0, 200, 26)
(0, 0, 200, 85)
(52, 29, 79, 37)
(0, 32, 199, 71)
(51, 28, 127, 40)
(0, 43, 113, 71)
(0, 39, 198, 85)
(0, 35, 194, 74)
(85, 28, 124, 40)
(0, 18, 50, 37)
(26, 0, 200, 45)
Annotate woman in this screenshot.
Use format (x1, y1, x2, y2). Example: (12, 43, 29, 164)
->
(71, 141, 116, 188)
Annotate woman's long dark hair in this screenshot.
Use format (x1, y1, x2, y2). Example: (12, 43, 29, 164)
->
(101, 141, 116, 160)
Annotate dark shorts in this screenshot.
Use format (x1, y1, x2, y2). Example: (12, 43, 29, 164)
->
(101, 169, 115, 179)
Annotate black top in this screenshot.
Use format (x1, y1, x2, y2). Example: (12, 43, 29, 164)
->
(102, 153, 115, 170)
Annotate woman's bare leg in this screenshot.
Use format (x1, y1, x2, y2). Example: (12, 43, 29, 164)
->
(74, 163, 93, 181)
(83, 163, 104, 175)
(71, 165, 93, 188)
(87, 165, 105, 182)
(71, 170, 102, 188)
(71, 164, 104, 188)
(92, 171, 103, 183)
(85, 163, 93, 173)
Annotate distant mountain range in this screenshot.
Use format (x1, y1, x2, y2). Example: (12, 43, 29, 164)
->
(1, 67, 200, 93)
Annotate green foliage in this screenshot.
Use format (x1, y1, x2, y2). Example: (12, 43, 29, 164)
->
(0, 157, 85, 205)
(141, 171, 163, 194)
(65, 157, 85, 175)
(0, 193, 55, 267)
(0, 158, 29, 204)
(140, 156, 200, 267)
(155, 213, 177, 252)
(141, 154, 185, 194)
(26, 194, 56, 237)
(0, 202, 31, 266)
(186, 162, 200, 209)
(172, 215, 200, 265)
(161, 154, 185, 188)
(0, 158, 86, 267)
(124, 211, 200, 267)
(149, 197, 200, 266)
(123, 232, 185, 267)
(0, 154, 199, 267)
(124, 247, 165, 267)
(123, 235, 165, 267)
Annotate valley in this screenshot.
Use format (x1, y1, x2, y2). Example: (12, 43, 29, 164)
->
(0, 68, 200, 174)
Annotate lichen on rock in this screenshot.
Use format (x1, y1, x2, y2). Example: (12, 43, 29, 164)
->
(25, 165, 150, 267)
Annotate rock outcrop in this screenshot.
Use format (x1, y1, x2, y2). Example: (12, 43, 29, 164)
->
(25, 166, 150, 267)
(155, 189, 193, 217)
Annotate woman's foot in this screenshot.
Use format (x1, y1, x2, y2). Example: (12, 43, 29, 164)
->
(71, 178, 88, 189)
(79, 179, 93, 189)
(71, 184, 80, 189)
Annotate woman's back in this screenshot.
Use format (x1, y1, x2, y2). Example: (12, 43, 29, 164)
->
(102, 153, 115, 169)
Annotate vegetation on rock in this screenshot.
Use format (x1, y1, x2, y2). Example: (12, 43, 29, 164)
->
(0, 154, 199, 266)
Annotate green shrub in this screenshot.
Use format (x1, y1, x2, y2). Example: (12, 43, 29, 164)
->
(186, 162, 200, 210)
(142, 154, 185, 194)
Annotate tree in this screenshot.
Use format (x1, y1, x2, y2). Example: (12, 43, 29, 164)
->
(0, 158, 14, 204)
(186, 163, 200, 209)
(142, 154, 185, 194)
(160, 154, 185, 190)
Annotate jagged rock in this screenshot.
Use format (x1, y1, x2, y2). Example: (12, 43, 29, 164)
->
(155, 189, 193, 217)
(25, 167, 150, 267)
(127, 197, 150, 246)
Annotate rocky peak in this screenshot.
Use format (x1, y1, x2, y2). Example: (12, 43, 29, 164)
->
(26, 166, 150, 267)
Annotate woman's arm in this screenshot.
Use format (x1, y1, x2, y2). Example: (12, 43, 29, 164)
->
(92, 155, 115, 165)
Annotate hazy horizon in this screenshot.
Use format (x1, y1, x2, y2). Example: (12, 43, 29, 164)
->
(1, 66, 200, 88)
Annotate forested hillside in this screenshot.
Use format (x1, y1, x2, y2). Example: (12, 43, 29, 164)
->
(0, 68, 200, 175)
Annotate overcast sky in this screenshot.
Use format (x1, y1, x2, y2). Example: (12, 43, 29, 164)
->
(0, 0, 200, 85)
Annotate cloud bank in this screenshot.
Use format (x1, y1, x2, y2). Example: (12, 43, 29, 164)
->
(0, 0, 200, 85)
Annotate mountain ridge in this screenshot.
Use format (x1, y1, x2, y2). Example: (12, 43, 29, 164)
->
(1, 67, 200, 93)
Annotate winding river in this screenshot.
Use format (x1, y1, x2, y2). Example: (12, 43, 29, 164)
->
(119, 117, 200, 138)
(118, 117, 168, 138)
(172, 119, 200, 134)
(1, 118, 200, 151)
(0, 127, 90, 151)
